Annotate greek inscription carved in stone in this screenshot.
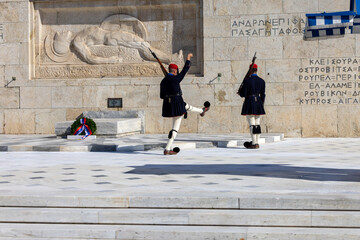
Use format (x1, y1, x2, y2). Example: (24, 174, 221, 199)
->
(231, 15, 305, 37)
(298, 58, 360, 105)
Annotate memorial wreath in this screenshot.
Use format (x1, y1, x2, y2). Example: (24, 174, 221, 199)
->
(70, 117, 97, 138)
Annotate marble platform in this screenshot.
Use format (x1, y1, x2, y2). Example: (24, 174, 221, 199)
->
(0, 138, 360, 239)
(0, 133, 283, 152)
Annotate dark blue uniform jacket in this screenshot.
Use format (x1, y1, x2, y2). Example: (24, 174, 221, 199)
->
(160, 60, 191, 117)
(239, 74, 266, 115)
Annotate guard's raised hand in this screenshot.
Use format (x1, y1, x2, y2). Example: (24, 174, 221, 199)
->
(187, 53, 193, 60)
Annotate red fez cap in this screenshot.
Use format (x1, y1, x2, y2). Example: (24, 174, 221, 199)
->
(250, 63, 258, 69)
(169, 64, 178, 70)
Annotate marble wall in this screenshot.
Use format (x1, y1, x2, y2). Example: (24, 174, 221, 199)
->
(0, 0, 357, 137)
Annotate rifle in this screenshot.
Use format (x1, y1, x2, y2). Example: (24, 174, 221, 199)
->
(149, 48, 168, 76)
(237, 52, 257, 95)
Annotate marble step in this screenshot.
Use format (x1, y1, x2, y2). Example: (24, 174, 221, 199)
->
(1, 195, 360, 210)
(1, 223, 360, 239)
(1, 207, 360, 227)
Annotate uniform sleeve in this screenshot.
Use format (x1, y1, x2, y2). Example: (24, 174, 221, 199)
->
(239, 79, 248, 98)
(160, 78, 166, 99)
(176, 60, 191, 82)
(260, 81, 266, 103)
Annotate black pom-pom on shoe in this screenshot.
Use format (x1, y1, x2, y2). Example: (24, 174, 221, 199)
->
(244, 141, 252, 148)
(200, 101, 211, 117)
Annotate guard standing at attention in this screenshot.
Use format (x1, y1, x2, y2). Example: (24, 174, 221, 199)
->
(160, 53, 210, 155)
(238, 63, 266, 149)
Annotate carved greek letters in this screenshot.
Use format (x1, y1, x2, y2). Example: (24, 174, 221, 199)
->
(298, 58, 360, 105)
(231, 15, 306, 37)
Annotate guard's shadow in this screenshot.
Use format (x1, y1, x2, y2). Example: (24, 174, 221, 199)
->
(126, 164, 360, 182)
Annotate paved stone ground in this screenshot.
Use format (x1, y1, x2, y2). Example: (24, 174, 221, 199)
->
(0, 137, 360, 199)
(0, 133, 282, 152)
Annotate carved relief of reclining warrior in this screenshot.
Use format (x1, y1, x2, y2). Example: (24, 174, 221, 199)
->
(45, 14, 183, 65)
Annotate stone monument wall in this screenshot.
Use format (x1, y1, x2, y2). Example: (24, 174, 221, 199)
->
(0, 0, 357, 137)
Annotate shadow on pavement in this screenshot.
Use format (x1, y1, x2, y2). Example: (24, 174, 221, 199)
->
(126, 164, 360, 182)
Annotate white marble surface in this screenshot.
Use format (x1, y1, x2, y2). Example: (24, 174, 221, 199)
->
(1, 138, 360, 239)
(0, 138, 359, 199)
(0, 133, 283, 152)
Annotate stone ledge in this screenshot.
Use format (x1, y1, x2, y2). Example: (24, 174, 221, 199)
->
(1, 194, 360, 210)
(55, 118, 142, 137)
(83, 110, 145, 134)
(0, 224, 359, 240)
(2, 207, 360, 227)
(67, 135, 97, 140)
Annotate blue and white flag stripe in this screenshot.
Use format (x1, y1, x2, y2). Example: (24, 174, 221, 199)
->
(350, 15, 360, 33)
(305, 27, 346, 39)
(304, 11, 356, 40)
(307, 12, 355, 27)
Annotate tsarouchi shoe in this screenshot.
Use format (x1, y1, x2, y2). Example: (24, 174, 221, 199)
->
(246, 144, 259, 149)
(164, 150, 178, 155)
(200, 101, 211, 117)
(200, 107, 209, 117)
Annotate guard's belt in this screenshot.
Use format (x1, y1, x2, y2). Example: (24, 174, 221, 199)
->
(165, 93, 181, 98)
(247, 94, 260, 97)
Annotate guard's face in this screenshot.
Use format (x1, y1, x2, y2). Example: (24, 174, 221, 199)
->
(169, 68, 177, 76)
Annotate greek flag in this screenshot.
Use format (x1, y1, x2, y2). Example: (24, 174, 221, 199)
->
(304, 11, 356, 40)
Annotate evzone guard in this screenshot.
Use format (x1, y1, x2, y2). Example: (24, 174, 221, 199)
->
(158, 52, 210, 155)
(238, 54, 266, 149)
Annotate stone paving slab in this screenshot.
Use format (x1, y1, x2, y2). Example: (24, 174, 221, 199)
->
(0, 133, 283, 152)
(0, 138, 359, 202)
(1, 138, 360, 239)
